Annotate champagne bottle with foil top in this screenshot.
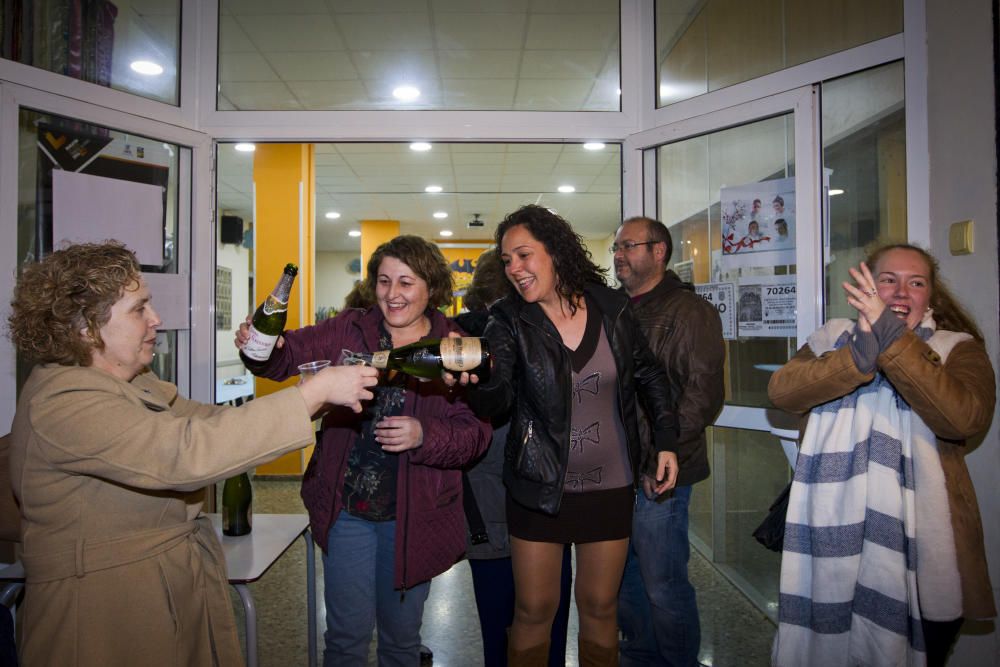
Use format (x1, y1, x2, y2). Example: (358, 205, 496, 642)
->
(370, 337, 491, 381)
(243, 263, 298, 361)
(222, 472, 252, 536)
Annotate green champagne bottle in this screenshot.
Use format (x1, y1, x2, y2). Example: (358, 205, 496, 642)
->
(243, 263, 298, 361)
(370, 337, 491, 381)
(222, 472, 252, 536)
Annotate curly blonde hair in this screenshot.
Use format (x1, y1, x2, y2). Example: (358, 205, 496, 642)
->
(8, 241, 141, 365)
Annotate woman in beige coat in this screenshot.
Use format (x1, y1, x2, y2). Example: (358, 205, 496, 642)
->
(6, 241, 378, 666)
(768, 244, 994, 667)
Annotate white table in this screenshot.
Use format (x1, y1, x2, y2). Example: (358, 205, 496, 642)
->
(0, 513, 317, 667)
(208, 513, 316, 667)
(216, 373, 255, 405)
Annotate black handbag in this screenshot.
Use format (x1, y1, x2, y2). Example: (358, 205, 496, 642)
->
(752, 481, 791, 552)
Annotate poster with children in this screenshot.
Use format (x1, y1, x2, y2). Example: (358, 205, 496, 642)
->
(719, 177, 795, 270)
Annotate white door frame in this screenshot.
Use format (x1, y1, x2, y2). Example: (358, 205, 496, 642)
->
(625, 85, 820, 434)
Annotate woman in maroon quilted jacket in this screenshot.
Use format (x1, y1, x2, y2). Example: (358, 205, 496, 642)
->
(237, 236, 490, 667)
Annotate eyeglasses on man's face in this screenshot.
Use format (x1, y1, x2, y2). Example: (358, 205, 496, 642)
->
(610, 240, 658, 254)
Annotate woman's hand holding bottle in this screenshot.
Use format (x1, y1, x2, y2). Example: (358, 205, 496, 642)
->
(298, 365, 378, 415)
(441, 331, 486, 387)
(234, 316, 285, 352)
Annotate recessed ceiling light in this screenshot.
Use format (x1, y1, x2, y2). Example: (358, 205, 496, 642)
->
(433, 211, 448, 219)
(410, 142, 432, 152)
(348, 230, 361, 237)
(325, 211, 341, 220)
(130, 60, 163, 76)
(558, 185, 576, 193)
(234, 143, 256, 153)
(829, 188, 845, 196)
(583, 142, 605, 151)
(392, 85, 420, 101)
(424, 185, 443, 193)
(439, 230, 453, 237)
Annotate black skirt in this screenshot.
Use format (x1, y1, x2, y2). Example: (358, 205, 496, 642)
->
(507, 485, 633, 544)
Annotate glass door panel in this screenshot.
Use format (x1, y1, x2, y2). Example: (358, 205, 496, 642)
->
(705, 425, 788, 618)
(657, 113, 798, 409)
(633, 86, 818, 622)
(822, 61, 907, 320)
(16, 108, 184, 389)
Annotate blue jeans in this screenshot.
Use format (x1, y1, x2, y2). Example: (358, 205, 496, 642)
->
(322, 511, 430, 667)
(618, 485, 700, 667)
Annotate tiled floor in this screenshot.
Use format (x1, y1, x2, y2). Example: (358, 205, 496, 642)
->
(235, 478, 776, 667)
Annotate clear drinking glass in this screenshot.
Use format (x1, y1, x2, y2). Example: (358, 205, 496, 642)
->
(297, 360, 331, 382)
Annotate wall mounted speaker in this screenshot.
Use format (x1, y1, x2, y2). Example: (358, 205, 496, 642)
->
(220, 216, 244, 244)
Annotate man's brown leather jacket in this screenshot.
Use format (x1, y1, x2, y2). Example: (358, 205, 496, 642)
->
(628, 271, 725, 486)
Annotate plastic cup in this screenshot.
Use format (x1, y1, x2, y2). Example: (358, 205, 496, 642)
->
(297, 360, 331, 381)
(336, 350, 370, 366)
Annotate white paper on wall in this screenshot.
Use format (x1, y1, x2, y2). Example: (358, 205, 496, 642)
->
(694, 282, 736, 340)
(142, 273, 189, 330)
(735, 274, 797, 338)
(52, 170, 165, 266)
(719, 177, 796, 271)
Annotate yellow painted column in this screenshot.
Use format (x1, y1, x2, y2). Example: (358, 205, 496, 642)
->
(252, 144, 316, 475)
(360, 220, 400, 277)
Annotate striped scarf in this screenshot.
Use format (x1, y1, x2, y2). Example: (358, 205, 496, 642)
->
(772, 317, 969, 667)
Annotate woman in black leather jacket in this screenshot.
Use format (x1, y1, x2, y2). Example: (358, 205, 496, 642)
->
(451, 205, 679, 666)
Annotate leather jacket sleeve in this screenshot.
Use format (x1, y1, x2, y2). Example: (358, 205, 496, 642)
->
(878, 331, 996, 441)
(466, 308, 517, 420)
(627, 307, 679, 454)
(671, 301, 725, 447)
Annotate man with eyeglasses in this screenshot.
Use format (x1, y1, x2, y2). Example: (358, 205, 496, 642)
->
(612, 216, 725, 667)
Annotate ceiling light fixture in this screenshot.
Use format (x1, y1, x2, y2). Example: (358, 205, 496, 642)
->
(424, 185, 443, 193)
(439, 230, 453, 237)
(234, 143, 256, 153)
(558, 185, 576, 193)
(433, 212, 448, 219)
(829, 188, 845, 196)
(583, 142, 605, 151)
(130, 60, 163, 76)
(348, 230, 361, 237)
(392, 85, 420, 102)
(325, 211, 341, 220)
(410, 142, 432, 151)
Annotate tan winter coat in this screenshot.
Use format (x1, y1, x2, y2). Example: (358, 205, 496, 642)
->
(10, 364, 316, 666)
(768, 329, 996, 619)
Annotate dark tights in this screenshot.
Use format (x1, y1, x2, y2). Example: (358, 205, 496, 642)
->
(922, 617, 963, 667)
